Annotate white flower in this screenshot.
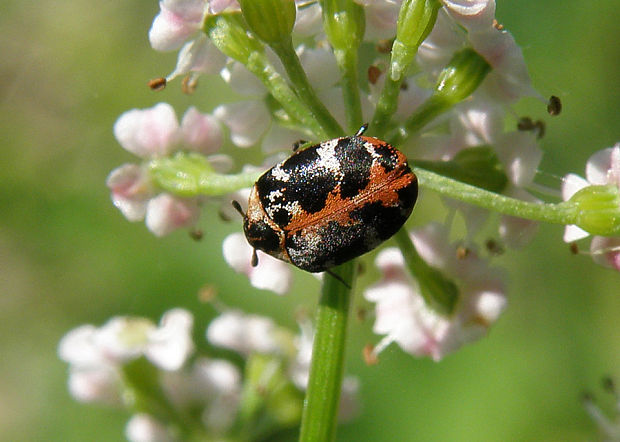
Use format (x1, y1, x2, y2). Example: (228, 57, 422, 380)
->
(215, 45, 339, 150)
(206, 310, 283, 355)
(418, 5, 537, 103)
(364, 223, 506, 361)
(415, 100, 542, 245)
(125, 413, 174, 442)
(108, 103, 225, 236)
(222, 232, 293, 294)
(160, 357, 241, 434)
(148, 0, 229, 81)
(145, 194, 201, 237)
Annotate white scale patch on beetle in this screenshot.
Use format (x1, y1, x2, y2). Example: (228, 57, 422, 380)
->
(271, 164, 291, 182)
(265, 200, 302, 220)
(364, 141, 384, 161)
(267, 189, 284, 203)
(315, 139, 341, 175)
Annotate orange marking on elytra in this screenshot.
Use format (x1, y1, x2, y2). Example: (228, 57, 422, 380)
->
(284, 160, 415, 233)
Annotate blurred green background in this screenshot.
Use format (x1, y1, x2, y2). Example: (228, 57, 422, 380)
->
(2, 1, 619, 440)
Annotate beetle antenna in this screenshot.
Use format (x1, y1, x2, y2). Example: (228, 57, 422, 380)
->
(251, 249, 259, 267)
(325, 269, 351, 289)
(355, 123, 369, 137)
(231, 200, 245, 217)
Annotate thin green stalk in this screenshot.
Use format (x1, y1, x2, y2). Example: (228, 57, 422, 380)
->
(148, 153, 262, 197)
(335, 48, 363, 133)
(415, 167, 579, 224)
(394, 228, 458, 314)
(388, 95, 449, 145)
(371, 73, 403, 139)
(246, 51, 329, 139)
(270, 39, 344, 138)
(299, 261, 356, 442)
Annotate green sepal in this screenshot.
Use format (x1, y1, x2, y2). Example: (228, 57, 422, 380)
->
(239, 0, 296, 44)
(321, 0, 365, 52)
(391, 0, 441, 81)
(204, 13, 264, 64)
(434, 48, 491, 104)
(570, 185, 620, 236)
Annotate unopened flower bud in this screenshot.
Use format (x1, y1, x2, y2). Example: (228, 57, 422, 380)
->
(570, 185, 620, 236)
(391, 0, 441, 81)
(204, 13, 264, 65)
(434, 48, 491, 104)
(239, 0, 296, 44)
(321, 0, 365, 52)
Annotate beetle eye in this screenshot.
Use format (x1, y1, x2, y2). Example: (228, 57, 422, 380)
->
(244, 220, 280, 254)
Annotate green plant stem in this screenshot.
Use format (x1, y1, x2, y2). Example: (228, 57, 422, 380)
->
(299, 261, 356, 442)
(415, 167, 579, 224)
(371, 73, 403, 139)
(246, 51, 329, 140)
(394, 228, 458, 314)
(388, 95, 450, 146)
(148, 153, 262, 197)
(334, 48, 363, 133)
(270, 39, 344, 138)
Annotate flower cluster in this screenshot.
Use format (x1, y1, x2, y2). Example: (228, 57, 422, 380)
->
(107, 103, 225, 236)
(364, 223, 506, 361)
(59, 308, 358, 440)
(91, 0, 620, 439)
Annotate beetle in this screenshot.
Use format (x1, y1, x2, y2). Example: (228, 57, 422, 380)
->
(233, 124, 417, 273)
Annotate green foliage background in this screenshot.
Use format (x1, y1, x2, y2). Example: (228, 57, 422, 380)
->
(1, 1, 619, 440)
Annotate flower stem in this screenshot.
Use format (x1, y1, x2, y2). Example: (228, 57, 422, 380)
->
(394, 228, 458, 315)
(148, 152, 262, 197)
(415, 167, 579, 224)
(371, 73, 403, 139)
(270, 39, 344, 138)
(246, 50, 330, 139)
(299, 261, 356, 442)
(388, 95, 450, 145)
(335, 48, 364, 133)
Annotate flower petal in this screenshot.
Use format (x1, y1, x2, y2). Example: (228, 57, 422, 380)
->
(586, 145, 620, 185)
(562, 173, 589, 201)
(214, 101, 271, 148)
(106, 164, 153, 221)
(114, 103, 180, 157)
(166, 35, 227, 81)
(126, 413, 173, 442)
(180, 107, 223, 154)
(148, 0, 205, 51)
(563, 224, 590, 243)
(145, 309, 194, 371)
(590, 236, 620, 271)
(145, 194, 200, 237)
(442, 0, 495, 32)
(222, 233, 292, 294)
(206, 310, 280, 355)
